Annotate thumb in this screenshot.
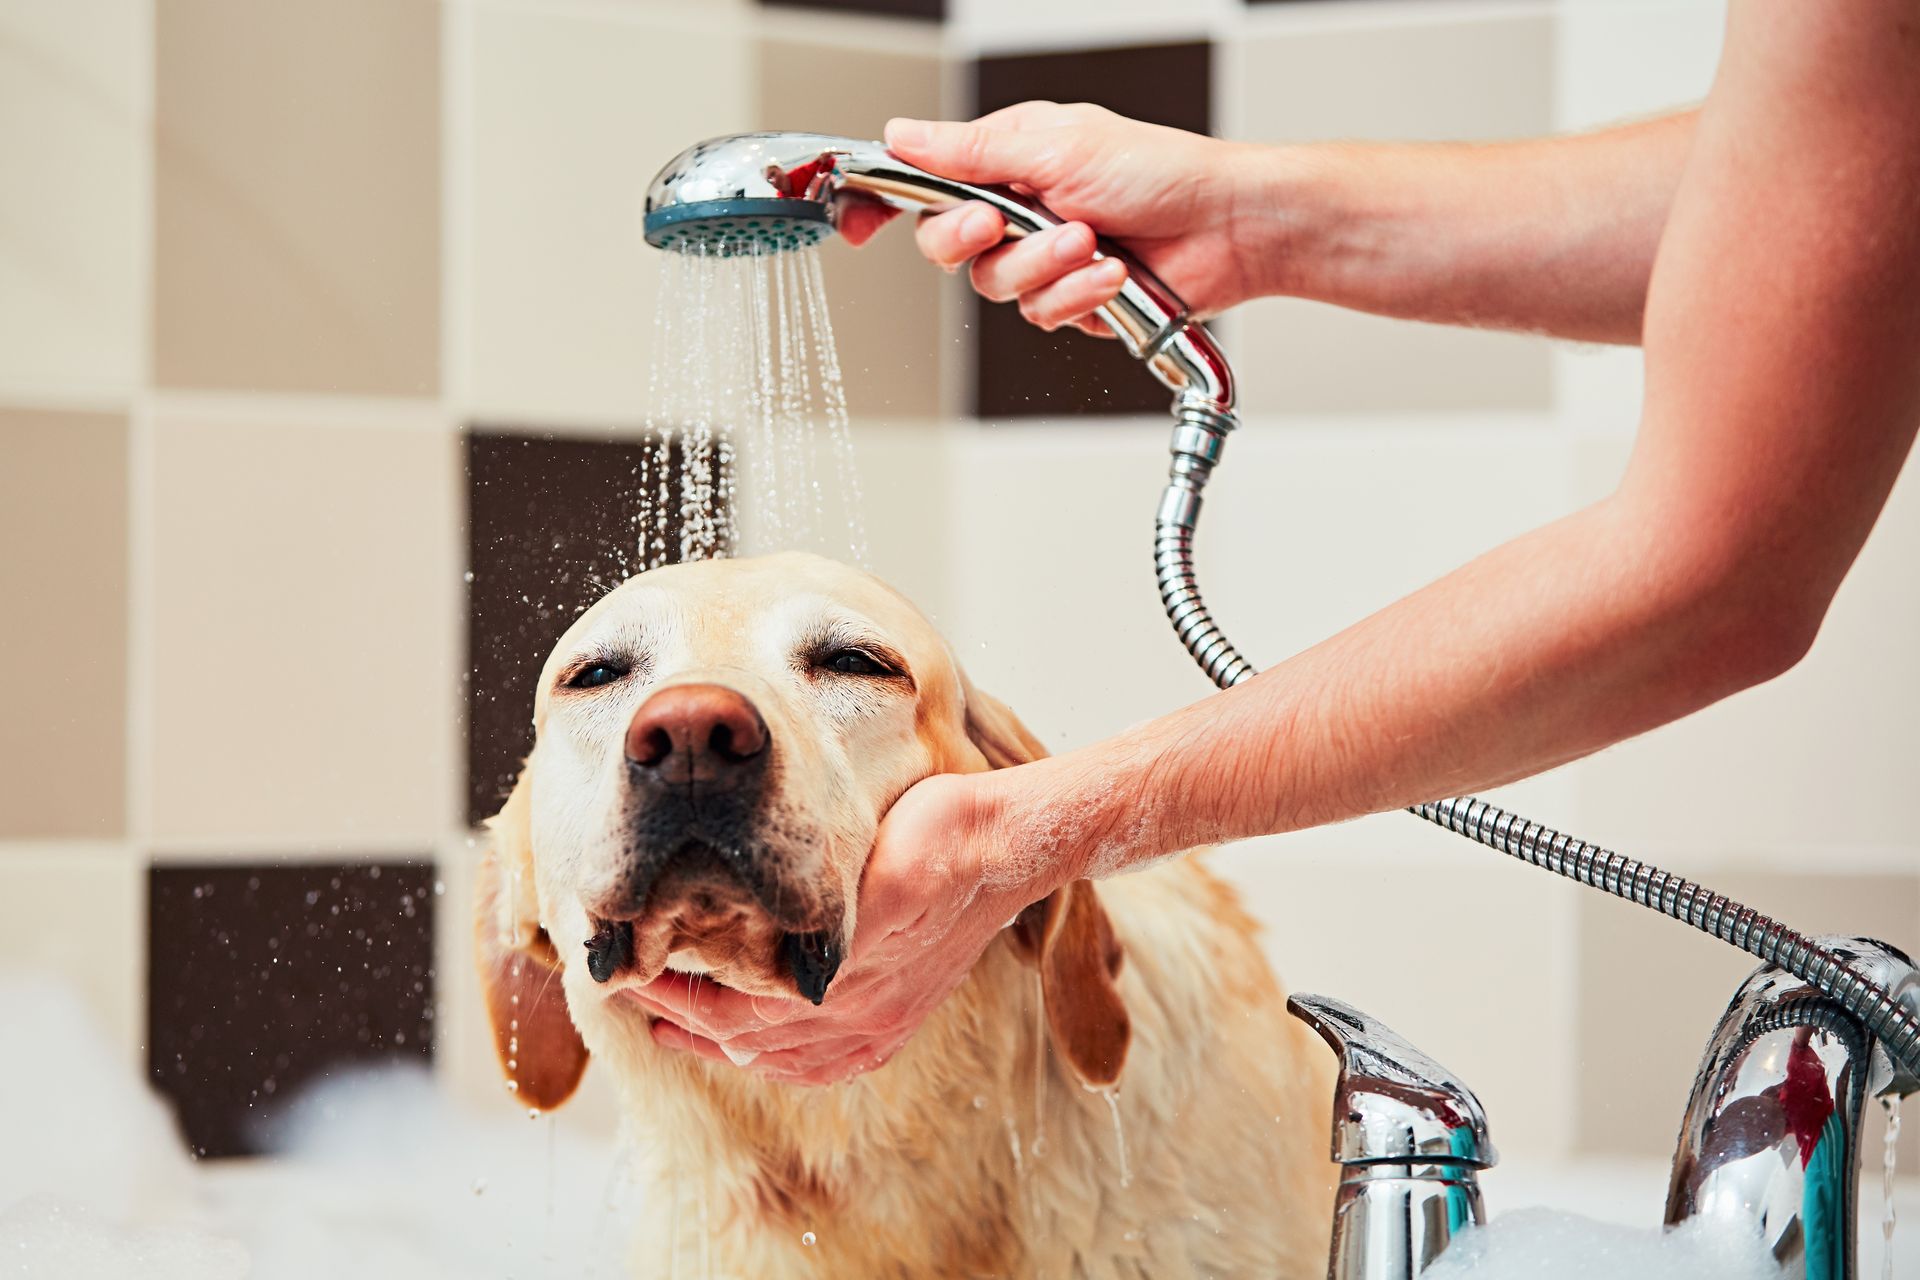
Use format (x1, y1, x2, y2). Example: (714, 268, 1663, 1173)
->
(885, 117, 1062, 188)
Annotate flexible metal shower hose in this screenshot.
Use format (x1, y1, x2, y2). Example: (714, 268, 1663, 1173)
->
(1151, 497, 1920, 1082)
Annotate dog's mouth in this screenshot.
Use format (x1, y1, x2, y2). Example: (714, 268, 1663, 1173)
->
(583, 846, 845, 1004)
(582, 919, 842, 1005)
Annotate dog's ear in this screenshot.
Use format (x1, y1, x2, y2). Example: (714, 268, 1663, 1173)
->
(965, 679, 1131, 1090)
(962, 680, 1050, 772)
(474, 768, 589, 1111)
(1008, 881, 1130, 1090)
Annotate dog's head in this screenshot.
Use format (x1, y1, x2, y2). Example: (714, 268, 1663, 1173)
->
(475, 552, 1127, 1108)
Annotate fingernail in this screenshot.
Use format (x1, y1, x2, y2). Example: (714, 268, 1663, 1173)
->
(1053, 224, 1090, 263)
(885, 118, 928, 150)
(963, 205, 998, 241)
(1095, 258, 1128, 284)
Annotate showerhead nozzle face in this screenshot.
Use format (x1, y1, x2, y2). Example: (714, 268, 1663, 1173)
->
(644, 198, 834, 258)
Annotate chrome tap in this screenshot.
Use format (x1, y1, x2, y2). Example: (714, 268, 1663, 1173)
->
(1290, 994, 1497, 1280)
(1666, 936, 1920, 1280)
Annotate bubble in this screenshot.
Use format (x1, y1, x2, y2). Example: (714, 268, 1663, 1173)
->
(801, 1231, 816, 1247)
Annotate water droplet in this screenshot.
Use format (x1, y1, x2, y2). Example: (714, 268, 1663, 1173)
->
(505, 1080, 518, 1094)
(471, 1177, 488, 1196)
(527, 1108, 540, 1120)
(801, 1231, 816, 1247)
(972, 1094, 986, 1110)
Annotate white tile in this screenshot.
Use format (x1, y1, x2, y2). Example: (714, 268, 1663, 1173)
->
(1570, 457, 1920, 859)
(1554, 0, 1725, 132)
(148, 413, 460, 846)
(1214, 826, 1581, 1162)
(461, 3, 752, 422)
(0, 0, 146, 394)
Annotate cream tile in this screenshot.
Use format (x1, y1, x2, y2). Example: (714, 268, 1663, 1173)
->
(148, 413, 458, 845)
(463, 4, 752, 422)
(942, 421, 1576, 749)
(0, 846, 143, 1061)
(1232, 13, 1556, 414)
(756, 37, 945, 419)
(1215, 824, 1581, 1162)
(1574, 870, 1920, 1162)
(0, 0, 146, 393)
(1571, 456, 1920, 858)
(1237, 302, 1554, 415)
(1238, 13, 1556, 147)
(0, 408, 128, 838)
(153, 0, 440, 395)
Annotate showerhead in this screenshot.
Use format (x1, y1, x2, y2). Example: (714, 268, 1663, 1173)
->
(643, 133, 848, 258)
(641, 130, 1233, 417)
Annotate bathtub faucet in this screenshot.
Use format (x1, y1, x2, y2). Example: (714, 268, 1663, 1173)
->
(1667, 935, 1920, 1280)
(1289, 994, 1497, 1280)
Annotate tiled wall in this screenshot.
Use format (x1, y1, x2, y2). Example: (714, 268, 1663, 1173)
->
(5, 0, 1917, 1177)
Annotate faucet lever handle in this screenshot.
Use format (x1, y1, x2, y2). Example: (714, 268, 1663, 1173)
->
(1288, 993, 1497, 1169)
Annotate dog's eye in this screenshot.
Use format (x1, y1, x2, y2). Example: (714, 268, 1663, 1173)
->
(822, 649, 890, 677)
(566, 662, 628, 690)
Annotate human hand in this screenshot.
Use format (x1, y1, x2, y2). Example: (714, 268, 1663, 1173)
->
(629, 770, 1049, 1086)
(846, 101, 1276, 335)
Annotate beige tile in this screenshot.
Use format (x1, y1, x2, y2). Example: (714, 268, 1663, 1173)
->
(0, 408, 128, 838)
(756, 38, 945, 420)
(153, 0, 440, 395)
(1232, 14, 1556, 414)
(0, 0, 147, 393)
(0, 846, 143, 1060)
(149, 413, 458, 844)
(1575, 870, 1920, 1161)
(463, 4, 752, 422)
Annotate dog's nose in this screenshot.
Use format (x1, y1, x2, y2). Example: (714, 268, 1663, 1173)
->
(625, 683, 769, 786)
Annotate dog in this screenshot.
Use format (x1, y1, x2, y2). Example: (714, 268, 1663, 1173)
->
(475, 552, 1336, 1278)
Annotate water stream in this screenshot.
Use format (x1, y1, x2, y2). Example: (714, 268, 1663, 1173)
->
(642, 244, 867, 569)
(1884, 1094, 1902, 1280)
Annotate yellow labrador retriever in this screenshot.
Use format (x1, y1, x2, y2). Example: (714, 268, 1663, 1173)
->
(476, 552, 1335, 1278)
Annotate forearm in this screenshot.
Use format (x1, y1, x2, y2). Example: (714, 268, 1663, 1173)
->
(1242, 112, 1696, 344)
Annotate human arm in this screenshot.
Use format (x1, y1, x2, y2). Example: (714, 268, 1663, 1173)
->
(647, 0, 1920, 1084)
(878, 103, 1695, 343)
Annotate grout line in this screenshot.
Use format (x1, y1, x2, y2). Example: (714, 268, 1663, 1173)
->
(442, 0, 473, 417)
(145, 389, 450, 430)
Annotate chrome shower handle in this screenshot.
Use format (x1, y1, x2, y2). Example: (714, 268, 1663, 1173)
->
(1288, 993, 1497, 1168)
(819, 141, 1189, 357)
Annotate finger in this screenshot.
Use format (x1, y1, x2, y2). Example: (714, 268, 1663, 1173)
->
(650, 1018, 730, 1066)
(1018, 258, 1129, 332)
(971, 100, 1072, 132)
(1068, 313, 1116, 339)
(913, 203, 1005, 271)
(884, 117, 1065, 188)
(968, 222, 1096, 303)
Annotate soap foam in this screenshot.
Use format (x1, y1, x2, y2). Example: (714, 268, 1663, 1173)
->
(1424, 1207, 1785, 1280)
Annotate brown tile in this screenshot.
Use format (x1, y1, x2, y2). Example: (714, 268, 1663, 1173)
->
(466, 431, 710, 827)
(147, 860, 436, 1158)
(1575, 871, 1920, 1162)
(0, 408, 128, 838)
(971, 42, 1212, 418)
(149, 413, 457, 845)
(153, 0, 440, 395)
(755, 38, 945, 419)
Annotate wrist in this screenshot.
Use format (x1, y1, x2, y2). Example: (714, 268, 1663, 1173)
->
(1222, 141, 1354, 303)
